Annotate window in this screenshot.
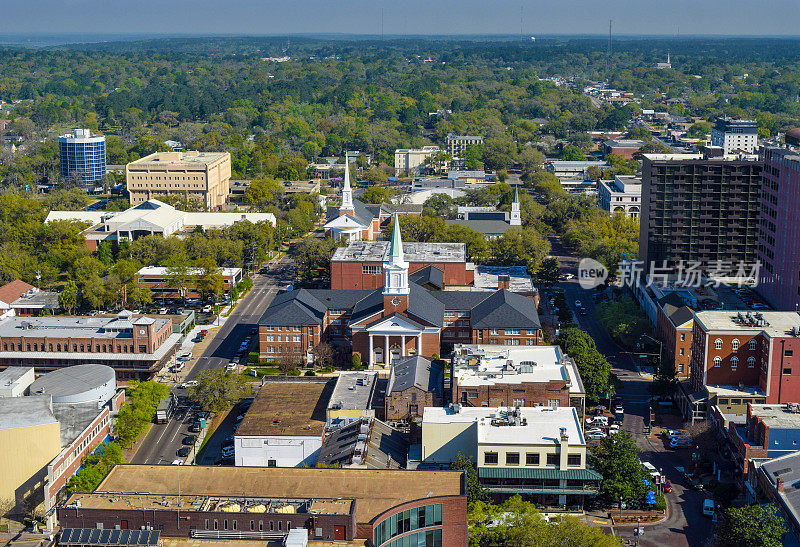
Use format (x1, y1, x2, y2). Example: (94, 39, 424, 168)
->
(731, 356, 738, 370)
(546, 453, 559, 466)
(680, 333, 686, 341)
(506, 452, 520, 465)
(505, 329, 520, 335)
(731, 339, 740, 351)
(679, 348, 684, 356)
(466, 391, 478, 399)
(784, 368, 793, 375)
(490, 329, 499, 335)
(749, 340, 757, 350)
(567, 454, 581, 466)
(250, 521, 254, 531)
(484, 452, 498, 465)
(548, 399, 560, 408)
(787, 350, 794, 357)
(714, 339, 723, 350)
(748, 357, 755, 368)
(512, 398, 525, 407)
(293, 336, 300, 342)
(362, 265, 381, 275)
(714, 356, 721, 367)
(526, 453, 540, 465)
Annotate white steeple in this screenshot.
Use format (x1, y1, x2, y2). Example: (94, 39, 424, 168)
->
(509, 186, 522, 226)
(339, 163, 354, 214)
(383, 214, 409, 296)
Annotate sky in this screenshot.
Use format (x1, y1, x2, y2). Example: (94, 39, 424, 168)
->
(0, 0, 798, 38)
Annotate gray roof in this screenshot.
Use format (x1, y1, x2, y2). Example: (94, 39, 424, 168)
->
(406, 283, 445, 327)
(470, 290, 541, 329)
(259, 289, 327, 326)
(317, 418, 408, 469)
(332, 241, 467, 264)
(431, 290, 502, 310)
(349, 289, 385, 325)
(409, 265, 444, 290)
(52, 402, 106, 448)
(445, 219, 513, 236)
(329, 372, 378, 411)
(387, 356, 442, 395)
(0, 315, 169, 339)
(29, 364, 115, 401)
(760, 452, 800, 529)
(325, 198, 376, 227)
(0, 395, 57, 431)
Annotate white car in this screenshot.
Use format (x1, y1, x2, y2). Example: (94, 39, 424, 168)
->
(586, 431, 606, 440)
(180, 380, 199, 389)
(615, 405, 624, 415)
(225, 362, 238, 372)
(158, 308, 167, 315)
(171, 460, 184, 465)
(202, 305, 213, 313)
(667, 429, 689, 439)
(608, 424, 620, 434)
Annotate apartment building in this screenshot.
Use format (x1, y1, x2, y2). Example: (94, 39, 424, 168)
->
(757, 140, 800, 311)
(422, 405, 600, 507)
(0, 311, 180, 380)
(598, 175, 642, 218)
(445, 134, 483, 157)
(710, 117, 758, 154)
(394, 145, 442, 176)
(126, 151, 232, 210)
(450, 344, 585, 417)
(639, 152, 762, 270)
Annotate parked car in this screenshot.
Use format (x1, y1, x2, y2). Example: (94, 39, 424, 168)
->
(670, 437, 692, 449)
(172, 362, 185, 372)
(667, 429, 689, 439)
(171, 459, 183, 465)
(176, 446, 191, 457)
(586, 431, 606, 440)
(575, 300, 582, 307)
(189, 422, 202, 433)
(615, 404, 624, 415)
(225, 361, 238, 372)
(662, 479, 672, 493)
(702, 499, 715, 517)
(202, 305, 213, 313)
(158, 308, 168, 315)
(177, 352, 192, 361)
(182, 435, 197, 445)
(608, 424, 620, 434)
(179, 380, 199, 389)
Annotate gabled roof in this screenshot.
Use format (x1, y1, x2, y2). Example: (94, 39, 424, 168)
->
(0, 279, 35, 305)
(387, 355, 443, 395)
(406, 283, 445, 327)
(470, 290, 541, 329)
(350, 289, 385, 324)
(430, 290, 500, 310)
(258, 289, 327, 326)
(325, 198, 376, 227)
(409, 265, 444, 290)
(658, 293, 695, 327)
(324, 214, 367, 230)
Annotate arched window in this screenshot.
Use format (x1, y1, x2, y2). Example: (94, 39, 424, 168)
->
(732, 339, 739, 351)
(749, 340, 756, 350)
(714, 356, 722, 367)
(748, 357, 756, 368)
(715, 339, 723, 350)
(731, 357, 739, 369)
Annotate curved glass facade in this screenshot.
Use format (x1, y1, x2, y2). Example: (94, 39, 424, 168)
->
(374, 503, 443, 547)
(59, 131, 107, 189)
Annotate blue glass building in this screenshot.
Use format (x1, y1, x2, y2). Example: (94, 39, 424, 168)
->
(58, 129, 107, 189)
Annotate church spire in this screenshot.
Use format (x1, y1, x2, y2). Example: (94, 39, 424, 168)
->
(339, 162, 354, 214)
(383, 214, 409, 296)
(510, 185, 522, 226)
(389, 213, 404, 260)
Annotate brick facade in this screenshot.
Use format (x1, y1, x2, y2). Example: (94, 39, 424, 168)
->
(386, 385, 441, 422)
(331, 261, 475, 291)
(656, 306, 693, 378)
(453, 380, 572, 409)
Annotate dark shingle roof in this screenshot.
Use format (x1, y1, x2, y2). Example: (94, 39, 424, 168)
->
(387, 356, 442, 395)
(657, 293, 695, 327)
(445, 219, 512, 235)
(258, 289, 327, 326)
(406, 283, 444, 327)
(326, 199, 377, 227)
(430, 291, 496, 310)
(470, 289, 541, 329)
(409, 266, 444, 290)
(350, 289, 385, 324)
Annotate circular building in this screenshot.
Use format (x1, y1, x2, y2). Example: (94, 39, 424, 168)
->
(786, 128, 800, 146)
(29, 364, 116, 405)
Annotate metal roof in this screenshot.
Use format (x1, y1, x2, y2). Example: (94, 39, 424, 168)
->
(478, 467, 602, 481)
(387, 356, 442, 395)
(59, 529, 160, 546)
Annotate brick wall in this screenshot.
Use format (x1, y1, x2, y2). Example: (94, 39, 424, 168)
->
(331, 261, 474, 290)
(453, 379, 571, 409)
(385, 386, 440, 421)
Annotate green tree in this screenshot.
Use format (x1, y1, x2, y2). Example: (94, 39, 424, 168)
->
(359, 185, 395, 204)
(292, 238, 341, 284)
(561, 144, 586, 161)
(59, 280, 79, 314)
(450, 453, 488, 505)
(189, 368, 251, 413)
(463, 144, 484, 170)
(590, 430, 649, 504)
(716, 505, 786, 547)
(556, 326, 612, 403)
(536, 257, 561, 285)
(195, 257, 225, 303)
(361, 166, 389, 185)
(595, 298, 649, 347)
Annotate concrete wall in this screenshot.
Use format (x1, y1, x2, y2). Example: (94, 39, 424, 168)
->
(421, 421, 476, 464)
(234, 435, 322, 468)
(0, 422, 61, 506)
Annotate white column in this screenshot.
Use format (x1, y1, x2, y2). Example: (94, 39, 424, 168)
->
(417, 334, 422, 355)
(368, 334, 373, 366)
(385, 335, 390, 364)
(401, 335, 406, 357)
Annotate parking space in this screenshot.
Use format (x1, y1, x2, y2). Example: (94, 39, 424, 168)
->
(197, 398, 253, 466)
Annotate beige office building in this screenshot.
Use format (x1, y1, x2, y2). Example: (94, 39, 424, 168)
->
(445, 134, 483, 157)
(126, 151, 232, 210)
(394, 145, 441, 176)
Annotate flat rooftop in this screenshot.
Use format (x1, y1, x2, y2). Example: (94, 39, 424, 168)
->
(473, 266, 534, 293)
(64, 492, 353, 516)
(452, 344, 584, 395)
(423, 406, 584, 446)
(236, 381, 332, 437)
(94, 465, 464, 524)
(0, 314, 170, 340)
(127, 151, 228, 168)
(0, 395, 57, 430)
(694, 311, 800, 338)
(332, 241, 467, 263)
(642, 152, 759, 162)
(706, 384, 766, 398)
(137, 266, 242, 277)
(0, 365, 33, 389)
(329, 372, 377, 412)
(748, 404, 800, 429)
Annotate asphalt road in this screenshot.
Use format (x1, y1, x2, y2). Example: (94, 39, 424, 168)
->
(131, 258, 293, 465)
(557, 279, 713, 547)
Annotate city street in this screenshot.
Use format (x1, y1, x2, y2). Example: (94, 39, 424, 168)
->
(131, 258, 293, 465)
(557, 279, 713, 547)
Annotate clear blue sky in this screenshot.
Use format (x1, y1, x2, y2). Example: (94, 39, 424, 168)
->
(1, 0, 798, 37)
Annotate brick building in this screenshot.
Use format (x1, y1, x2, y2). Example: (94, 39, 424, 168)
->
(385, 355, 444, 422)
(602, 138, 645, 159)
(450, 344, 585, 418)
(655, 293, 694, 378)
(134, 266, 243, 302)
(689, 311, 800, 405)
(58, 464, 468, 545)
(259, 218, 542, 365)
(0, 311, 180, 380)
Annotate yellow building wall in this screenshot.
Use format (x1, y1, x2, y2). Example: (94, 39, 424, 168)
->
(0, 423, 61, 504)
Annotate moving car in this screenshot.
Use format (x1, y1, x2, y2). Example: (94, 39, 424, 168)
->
(179, 380, 199, 389)
(171, 459, 183, 465)
(575, 300, 582, 307)
(662, 478, 672, 493)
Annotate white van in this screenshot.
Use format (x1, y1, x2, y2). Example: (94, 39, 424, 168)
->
(702, 499, 715, 517)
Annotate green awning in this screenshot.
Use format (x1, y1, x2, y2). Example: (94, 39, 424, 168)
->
(479, 467, 602, 481)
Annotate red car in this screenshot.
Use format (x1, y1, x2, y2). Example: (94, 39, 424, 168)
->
(662, 479, 672, 493)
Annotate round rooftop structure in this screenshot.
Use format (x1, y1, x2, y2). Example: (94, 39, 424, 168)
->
(28, 364, 116, 404)
(786, 128, 800, 146)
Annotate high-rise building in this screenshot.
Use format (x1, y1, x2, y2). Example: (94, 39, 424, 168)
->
(125, 151, 231, 210)
(639, 152, 762, 271)
(58, 129, 107, 189)
(757, 134, 800, 311)
(710, 117, 758, 154)
(445, 134, 483, 157)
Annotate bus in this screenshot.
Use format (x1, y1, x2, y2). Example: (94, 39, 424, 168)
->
(155, 393, 177, 423)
